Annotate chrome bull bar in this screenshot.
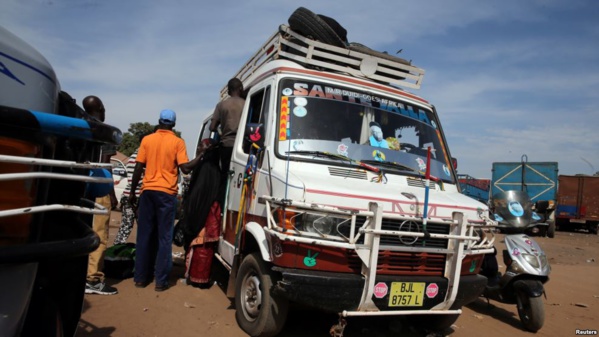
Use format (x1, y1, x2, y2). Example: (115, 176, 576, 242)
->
(262, 196, 496, 317)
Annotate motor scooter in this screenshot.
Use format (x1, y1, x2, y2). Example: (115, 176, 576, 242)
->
(480, 190, 551, 332)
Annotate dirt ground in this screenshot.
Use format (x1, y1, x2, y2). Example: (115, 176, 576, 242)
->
(76, 212, 599, 337)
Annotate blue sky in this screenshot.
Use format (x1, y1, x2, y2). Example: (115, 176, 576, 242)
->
(2, 0, 598, 179)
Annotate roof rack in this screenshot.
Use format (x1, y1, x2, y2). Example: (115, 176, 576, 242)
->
(221, 24, 426, 99)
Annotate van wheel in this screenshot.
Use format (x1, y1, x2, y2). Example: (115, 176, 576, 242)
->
(235, 253, 289, 337)
(547, 221, 556, 238)
(590, 222, 598, 235)
(288, 7, 346, 48)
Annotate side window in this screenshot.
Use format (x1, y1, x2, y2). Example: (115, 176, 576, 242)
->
(195, 118, 212, 156)
(243, 86, 271, 154)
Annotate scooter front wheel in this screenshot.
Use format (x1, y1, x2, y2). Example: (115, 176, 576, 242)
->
(516, 291, 545, 332)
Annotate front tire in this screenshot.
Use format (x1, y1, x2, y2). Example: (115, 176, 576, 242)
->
(235, 253, 289, 337)
(589, 222, 598, 235)
(516, 292, 544, 332)
(547, 221, 556, 238)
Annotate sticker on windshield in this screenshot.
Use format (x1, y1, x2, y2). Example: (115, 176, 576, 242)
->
(416, 158, 426, 171)
(443, 164, 450, 176)
(508, 201, 524, 216)
(292, 140, 304, 151)
(337, 143, 348, 157)
(282, 88, 293, 96)
(294, 97, 307, 106)
(279, 96, 290, 141)
(372, 150, 385, 162)
(293, 106, 307, 117)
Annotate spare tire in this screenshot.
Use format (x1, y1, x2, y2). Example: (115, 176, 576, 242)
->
(288, 7, 346, 48)
(317, 14, 348, 44)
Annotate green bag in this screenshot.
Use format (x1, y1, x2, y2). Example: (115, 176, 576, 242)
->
(103, 243, 136, 279)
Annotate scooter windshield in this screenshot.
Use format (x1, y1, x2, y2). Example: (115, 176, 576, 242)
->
(275, 78, 456, 183)
(491, 190, 535, 229)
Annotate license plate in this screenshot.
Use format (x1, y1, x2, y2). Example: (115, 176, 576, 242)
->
(388, 282, 425, 307)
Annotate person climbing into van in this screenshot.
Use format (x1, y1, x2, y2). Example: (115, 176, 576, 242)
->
(179, 139, 222, 288)
(128, 109, 203, 292)
(209, 78, 245, 178)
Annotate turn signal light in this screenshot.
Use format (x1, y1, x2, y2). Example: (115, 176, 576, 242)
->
(0, 136, 40, 246)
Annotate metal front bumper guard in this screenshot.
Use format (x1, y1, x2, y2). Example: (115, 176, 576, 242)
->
(262, 196, 496, 318)
(0, 154, 112, 264)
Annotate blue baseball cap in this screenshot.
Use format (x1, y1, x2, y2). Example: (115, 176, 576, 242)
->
(159, 109, 176, 125)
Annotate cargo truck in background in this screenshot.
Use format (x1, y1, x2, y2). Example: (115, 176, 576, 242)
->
(491, 157, 558, 237)
(555, 175, 599, 234)
(458, 174, 490, 203)
(190, 7, 497, 336)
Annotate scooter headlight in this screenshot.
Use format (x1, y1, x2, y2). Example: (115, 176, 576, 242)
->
(521, 253, 540, 268)
(539, 254, 549, 269)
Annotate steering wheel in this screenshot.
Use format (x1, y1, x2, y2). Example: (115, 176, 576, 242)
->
(400, 143, 418, 152)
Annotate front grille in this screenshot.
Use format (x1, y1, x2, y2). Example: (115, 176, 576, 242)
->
(350, 216, 450, 249)
(347, 250, 446, 276)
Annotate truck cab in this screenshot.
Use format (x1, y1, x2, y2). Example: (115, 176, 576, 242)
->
(196, 23, 495, 336)
(0, 25, 121, 336)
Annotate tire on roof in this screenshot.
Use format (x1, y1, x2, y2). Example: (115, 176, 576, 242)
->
(288, 7, 346, 48)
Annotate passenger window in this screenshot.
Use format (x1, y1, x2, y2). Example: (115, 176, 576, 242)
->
(195, 120, 212, 156)
(243, 86, 270, 154)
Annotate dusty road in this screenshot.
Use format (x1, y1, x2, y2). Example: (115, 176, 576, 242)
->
(76, 212, 599, 337)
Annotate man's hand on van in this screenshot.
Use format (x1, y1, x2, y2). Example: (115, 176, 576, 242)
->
(196, 140, 211, 157)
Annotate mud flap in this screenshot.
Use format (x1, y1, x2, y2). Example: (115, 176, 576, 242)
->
(513, 279, 544, 297)
(226, 254, 241, 298)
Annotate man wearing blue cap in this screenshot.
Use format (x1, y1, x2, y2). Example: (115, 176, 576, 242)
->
(128, 109, 203, 291)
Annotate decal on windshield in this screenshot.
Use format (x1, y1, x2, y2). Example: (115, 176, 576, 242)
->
(443, 164, 451, 177)
(372, 150, 385, 162)
(508, 201, 524, 216)
(279, 96, 290, 141)
(337, 143, 348, 157)
(291, 82, 432, 126)
(416, 158, 426, 171)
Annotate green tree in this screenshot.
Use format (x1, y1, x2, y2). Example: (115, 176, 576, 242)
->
(117, 122, 182, 156)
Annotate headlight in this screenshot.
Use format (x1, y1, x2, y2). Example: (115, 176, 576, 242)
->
(532, 212, 541, 221)
(521, 253, 540, 268)
(302, 214, 335, 235)
(494, 214, 503, 221)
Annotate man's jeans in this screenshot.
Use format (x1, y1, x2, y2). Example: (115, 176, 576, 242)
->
(134, 190, 176, 287)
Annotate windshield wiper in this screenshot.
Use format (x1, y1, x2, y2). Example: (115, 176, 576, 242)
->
(360, 160, 416, 173)
(287, 151, 380, 174)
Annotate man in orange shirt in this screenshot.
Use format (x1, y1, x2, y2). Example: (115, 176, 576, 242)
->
(128, 109, 203, 291)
